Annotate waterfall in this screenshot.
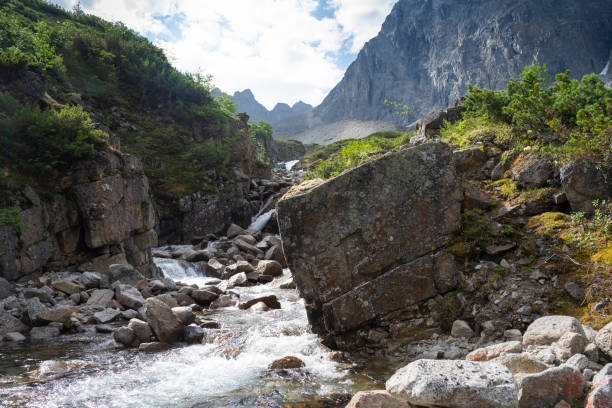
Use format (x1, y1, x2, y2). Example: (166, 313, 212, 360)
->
(248, 209, 274, 231)
(153, 257, 202, 280)
(284, 160, 299, 171)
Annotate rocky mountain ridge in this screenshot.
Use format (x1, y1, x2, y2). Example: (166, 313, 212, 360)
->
(274, 0, 612, 139)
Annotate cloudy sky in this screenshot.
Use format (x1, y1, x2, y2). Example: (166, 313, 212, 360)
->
(49, 0, 397, 109)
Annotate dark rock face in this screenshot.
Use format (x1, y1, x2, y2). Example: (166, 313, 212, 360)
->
(277, 142, 462, 348)
(0, 150, 160, 281)
(275, 0, 612, 138)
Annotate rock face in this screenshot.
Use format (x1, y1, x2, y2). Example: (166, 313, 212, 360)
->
(230, 88, 312, 125)
(274, 0, 611, 139)
(0, 150, 160, 281)
(386, 359, 518, 408)
(277, 142, 462, 348)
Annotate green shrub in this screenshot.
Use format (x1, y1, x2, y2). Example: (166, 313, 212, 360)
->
(0, 208, 25, 235)
(0, 93, 108, 174)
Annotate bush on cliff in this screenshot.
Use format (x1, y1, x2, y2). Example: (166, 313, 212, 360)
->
(0, 92, 108, 176)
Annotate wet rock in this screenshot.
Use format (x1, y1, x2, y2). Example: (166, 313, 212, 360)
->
(184, 250, 211, 263)
(51, 279, 85, 295)
(222, 261, 255, 279)
(113, 326, 137, 347)
(516, 366, 585, 408)
(153, 293, 178, 308)
(191, 289, 219, 306)
(38, 307, 72, 328)
(227, 272, 248, 288)
(467, 341, 523, 361)
(138, 342, 172, 353)
(94, 308, 121, 324)
(268, 356, 305, 370)
(127, 318, 153, 343)
(386, 359, 518, 408)
(234, 239, 264, 256)
(210, 295, 238, 309)
(523, 316, 586, 346)
(5, 332, 26, 341)
(30, 325, 61, 339)
(265, 245, 286, 267)
(585, 364, 612, 408)
(184, 324, 204, 344)
(277, 142, 461, 347)
(0, 312, 29, 334)
(279, 277, 296, 289)
(114, 284, 145, 309)
(345, 390, 410, 408)
(205, 258, 225, 278)
(234, 234, 256, 245)
(511, 153, 553, 188)
(95, 324, 113, 333)
(28, 360, 95, 383)
(199, 320, 220, 329)
(86, 289, 115, 308)
(256, 260, 283, 277)
(227, 224, 248, 239)
(144, 298, 183, 343)
(492, 353, 550, 375)
(249, 302, 269, 312)
(238, 295, 281, 310)
(595, 321, 612, 359)
(171, 306, 195, 325)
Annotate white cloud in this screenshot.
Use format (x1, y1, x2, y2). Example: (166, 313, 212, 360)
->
(53, 0, 397, 109)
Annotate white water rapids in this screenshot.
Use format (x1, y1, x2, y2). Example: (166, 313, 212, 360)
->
(1, 256, 379, 407)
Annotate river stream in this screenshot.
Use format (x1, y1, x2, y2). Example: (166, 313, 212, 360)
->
(0, 255, 387, 407)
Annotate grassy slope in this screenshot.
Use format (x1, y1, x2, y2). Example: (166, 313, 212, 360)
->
(0, 0, 257, 198)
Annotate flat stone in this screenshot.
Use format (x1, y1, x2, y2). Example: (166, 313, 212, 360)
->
(114, 284, 145, 309)
(492, 353, 550, 375)
(138, 342, 172, 353)
(5, 332, 26, 342)
(86, 289, 114, 308)
(467, 341, 523, 361)
(51, 279, 85, 295)
(38, 307, 72, 328)
(386, 359, 518, 408)
(94, 308, 121, 324)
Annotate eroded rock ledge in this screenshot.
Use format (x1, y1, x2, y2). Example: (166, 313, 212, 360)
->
(277, 141, 463, 349)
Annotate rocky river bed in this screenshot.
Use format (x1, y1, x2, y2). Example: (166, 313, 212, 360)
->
(0, 253, 390, 408)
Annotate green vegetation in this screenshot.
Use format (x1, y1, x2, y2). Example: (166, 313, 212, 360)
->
(250, 121, 273, 165)
(303, 131, 412, 179)
(0, 0, 260, 198)
(443, 65, 611, 167)
(0, 208, 25, 235)
(0, 92, 108, 176)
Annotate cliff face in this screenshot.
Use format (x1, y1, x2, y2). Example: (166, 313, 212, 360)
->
(0, 150, 160, 282)
(276, 0, 612, 137)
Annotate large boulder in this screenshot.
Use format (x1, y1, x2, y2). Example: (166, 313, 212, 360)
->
(277, 142, 462, 347)
(511, 153, 553, 188)
(144, 298, 183, 344)
(114, 284, 145, 309)
(386, 359, 518, 408)
(516, 366, 585, 408)
(595, 321, 612, 359)
(585, 364, 612, 408)
(523, 316, 586, 346)
(560, 160, 611, 213)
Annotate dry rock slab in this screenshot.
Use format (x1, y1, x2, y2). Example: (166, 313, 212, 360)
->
(467, 341, 523, 361)
(523, 316, 586, 346)
(386, 359, 518, 408)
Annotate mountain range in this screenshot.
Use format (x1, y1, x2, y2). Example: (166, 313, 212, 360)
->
(273, 0, 612, 141)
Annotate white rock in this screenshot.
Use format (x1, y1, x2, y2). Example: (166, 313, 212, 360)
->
(386, 359, 518, 408)
(523, 316, 585, 346)
(451, 320, 474, 338)
(594, 321, 612, 359)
